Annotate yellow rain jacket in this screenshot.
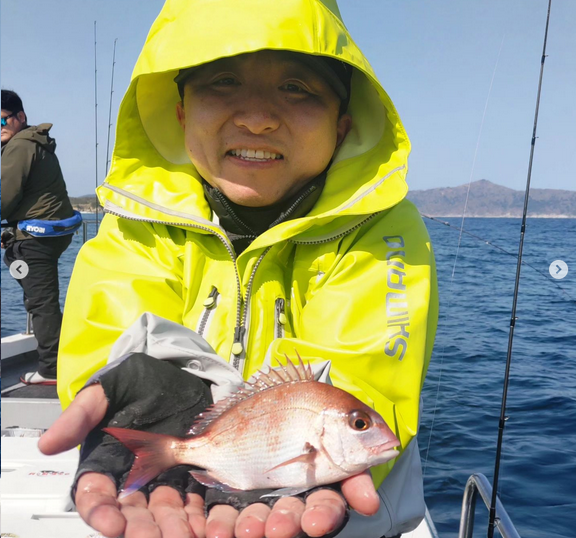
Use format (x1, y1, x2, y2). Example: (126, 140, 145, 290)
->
(58, 0, 438, 529)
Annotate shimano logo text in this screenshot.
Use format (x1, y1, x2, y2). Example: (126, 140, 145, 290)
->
(383, 235, 410, 361)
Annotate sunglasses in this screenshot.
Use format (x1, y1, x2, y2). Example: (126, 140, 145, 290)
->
(1, 113, 16, 127)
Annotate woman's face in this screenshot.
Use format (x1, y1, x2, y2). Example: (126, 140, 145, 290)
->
(176, 51, 351, 207)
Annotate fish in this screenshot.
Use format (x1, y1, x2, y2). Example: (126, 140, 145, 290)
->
(104, 355, 400, 499)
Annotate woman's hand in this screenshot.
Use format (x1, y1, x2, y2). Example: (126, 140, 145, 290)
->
(39, 364, 380, 538)
(205, 472, 379, 538)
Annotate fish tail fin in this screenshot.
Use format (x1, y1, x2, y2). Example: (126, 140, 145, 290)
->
(103, 427, 181, 498)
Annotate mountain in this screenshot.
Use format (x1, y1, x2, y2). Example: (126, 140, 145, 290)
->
(407, 180, 576, 217)
(71, 180, 575, 217)
(70, 195, 99, 213)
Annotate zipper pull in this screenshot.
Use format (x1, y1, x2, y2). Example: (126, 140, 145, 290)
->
(275, 298, 287, 326)
(203, 286, 219, 309)
(232, 326, 246, 356)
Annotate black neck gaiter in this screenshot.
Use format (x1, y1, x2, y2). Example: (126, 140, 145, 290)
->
(203, 172, 326, 254)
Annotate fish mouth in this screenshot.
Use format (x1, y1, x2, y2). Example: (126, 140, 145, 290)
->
(373, 448, 400, 464)
(370, 439, 401, 456)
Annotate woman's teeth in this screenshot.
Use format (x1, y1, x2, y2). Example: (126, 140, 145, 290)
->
(229, 149, 283, 161)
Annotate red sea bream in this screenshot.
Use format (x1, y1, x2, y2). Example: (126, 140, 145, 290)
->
(104, 357, 400, 498)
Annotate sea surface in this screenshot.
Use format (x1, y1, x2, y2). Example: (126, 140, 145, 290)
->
(1, 217, 575, 538)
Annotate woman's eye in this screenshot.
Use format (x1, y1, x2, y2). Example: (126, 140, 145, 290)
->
(213, 77, 236, 86)
(283, 83, 308, 93)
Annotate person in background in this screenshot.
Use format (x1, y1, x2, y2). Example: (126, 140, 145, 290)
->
(39, 0, 439, 537)
(1, 89, 82, 385)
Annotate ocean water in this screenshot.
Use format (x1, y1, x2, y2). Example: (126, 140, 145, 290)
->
(1, 217, 575, 537)
(420, 218, 576, 538)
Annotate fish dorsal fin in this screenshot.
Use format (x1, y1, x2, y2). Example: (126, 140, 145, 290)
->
(189, 353, 314, 436)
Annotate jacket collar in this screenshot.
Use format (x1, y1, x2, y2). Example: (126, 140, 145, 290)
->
(203, 173, 326, 254)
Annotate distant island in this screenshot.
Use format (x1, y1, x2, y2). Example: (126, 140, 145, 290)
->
(71, 179, 576, 217)
(70, 194, 100, 213)
(407, 179, 576, 217)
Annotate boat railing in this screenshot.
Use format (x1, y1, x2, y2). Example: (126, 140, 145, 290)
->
(25, 311, 33, 334)
(83, 219, 89, 243)
(458, 473, 521, 538)
(82, 217, 99, 243)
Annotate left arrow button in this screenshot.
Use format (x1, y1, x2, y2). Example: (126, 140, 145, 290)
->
(9, 260, 29, 279)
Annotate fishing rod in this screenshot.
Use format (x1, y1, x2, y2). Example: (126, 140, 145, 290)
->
(105, 38, 118, 176)
(422, 34, 505, 480)
(94, 21, 100, 229)
(422, 214, 575, 303)
(487, 1, 552, 536)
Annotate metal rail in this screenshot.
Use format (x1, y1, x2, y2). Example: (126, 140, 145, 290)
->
(25, 312, 33, 335)
(458, 473, 521, 538)
(82, 220, 89, 243)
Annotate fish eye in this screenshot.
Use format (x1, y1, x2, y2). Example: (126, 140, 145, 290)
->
(349, 410, 372, 431)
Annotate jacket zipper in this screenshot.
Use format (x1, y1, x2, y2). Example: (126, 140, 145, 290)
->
(275, 298, 287, 339)
(232, 214, 376, 365)
(197, 286, 219, 337)
(102, 199, 246, 368)
(102, 191, 381, 372)
(268, 180, 321, 228)
(289, 213, 379, 245)
(231, 246, 272, 370)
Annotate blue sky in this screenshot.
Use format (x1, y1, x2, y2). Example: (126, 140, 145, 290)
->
(1, 0, 574, 196)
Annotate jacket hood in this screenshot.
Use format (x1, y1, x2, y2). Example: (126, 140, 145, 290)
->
(99, 0, 411, 241)
(12, 123, 56, 153)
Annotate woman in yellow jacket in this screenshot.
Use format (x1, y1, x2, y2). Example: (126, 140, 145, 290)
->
(40, 1, 438, 537)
